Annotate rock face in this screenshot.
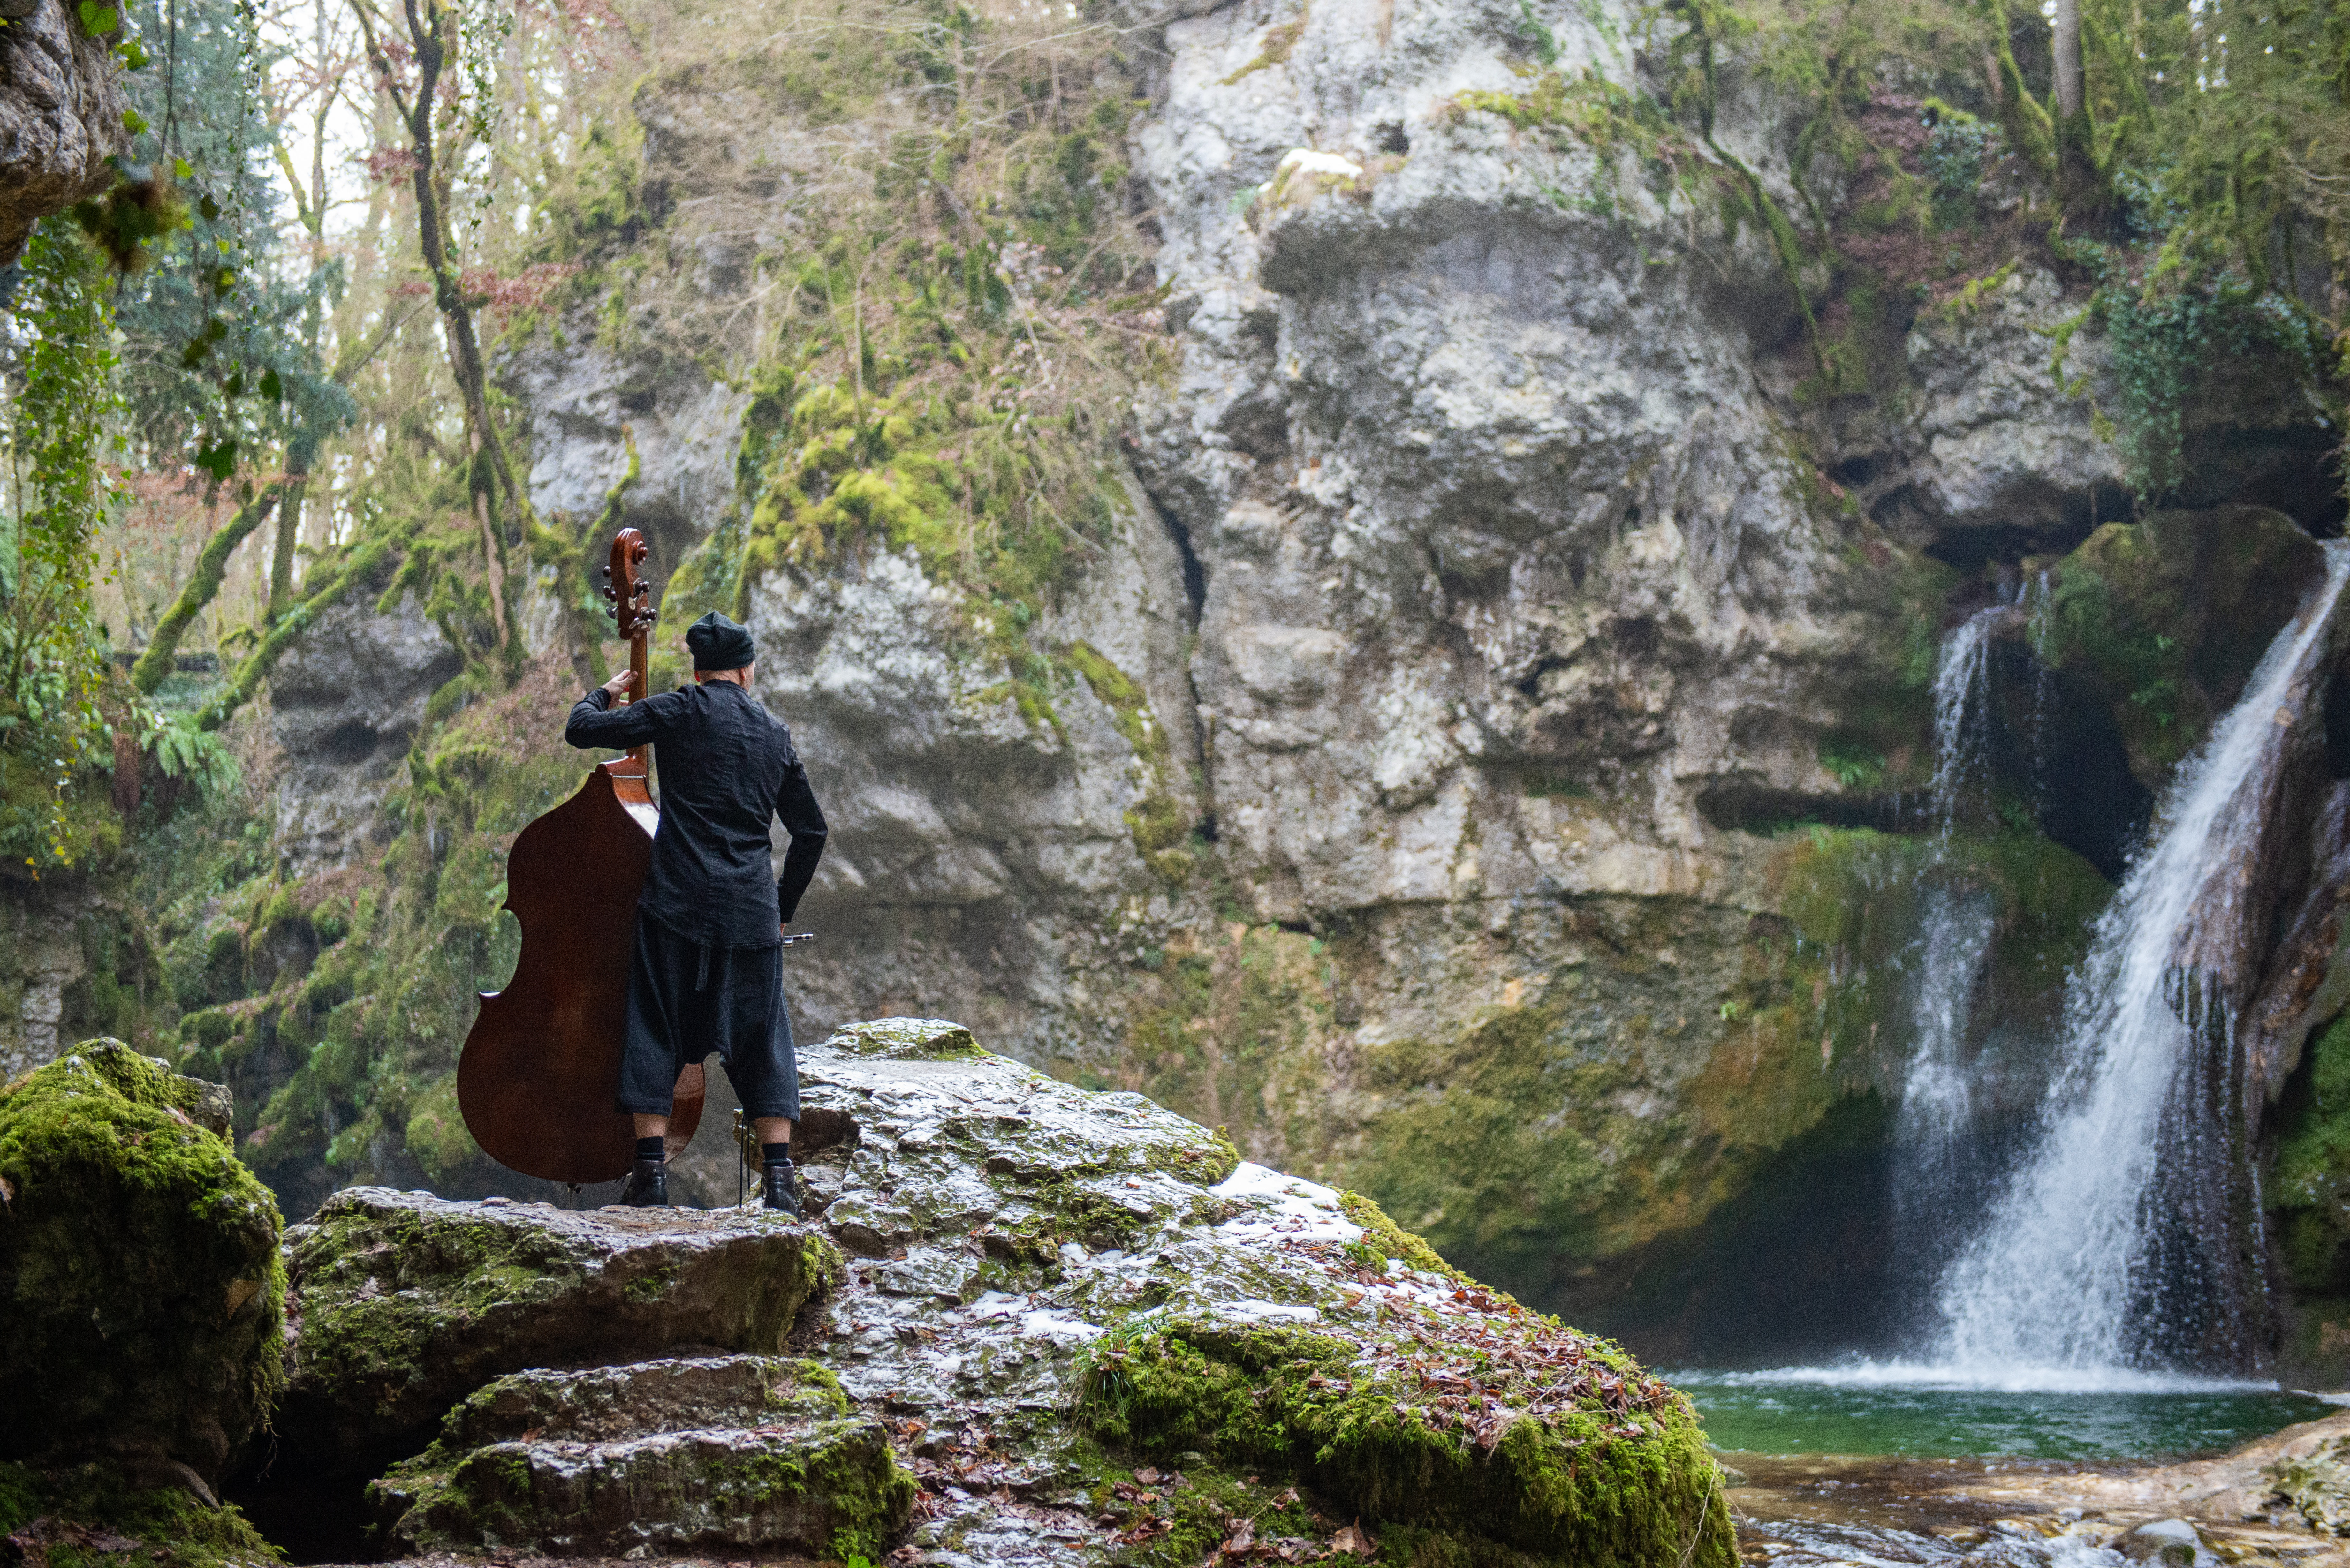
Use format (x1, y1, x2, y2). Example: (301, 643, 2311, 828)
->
(279, 1018, 1732, 1568)
(0, 1041, 280, 1489)
(0, 874, 123, 1082)
(277, 1186, 845, 1474)
(465, 0, 2350, 1349)
(267, 592, 463, 875)
(0, 0, 124, 262)
(369, 1358, 911, 1558)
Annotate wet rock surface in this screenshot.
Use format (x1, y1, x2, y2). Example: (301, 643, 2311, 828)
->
(369, 1357, 909, 1558)
(292, 1017, 1728, 1567)
(277, 1187, 845, 1474)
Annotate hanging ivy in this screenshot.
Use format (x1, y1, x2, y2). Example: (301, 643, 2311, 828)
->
(0, 221, 135, 871)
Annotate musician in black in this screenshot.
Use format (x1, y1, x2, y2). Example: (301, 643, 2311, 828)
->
(564, 611, 827, 1213)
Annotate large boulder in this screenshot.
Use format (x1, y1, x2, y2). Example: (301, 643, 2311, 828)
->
(773, 1018, 1733, 1566)
(277, 1188, 845, 1476)
(270, 1018, 1734, 1567)
(0, 1040, 281, 1489)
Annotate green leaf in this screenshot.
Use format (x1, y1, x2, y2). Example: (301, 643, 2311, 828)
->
(115, 35, 146, 68)
(193, 439, 238, 483)
(223, 372, 244, 398)
(199, 193, 220, 222)
(121, 108, 146, 134)
(214, 267, 236, 291)
(76, 0, 118, 34)
(173, 158, 192, 181)
(259, 368, 283, 401)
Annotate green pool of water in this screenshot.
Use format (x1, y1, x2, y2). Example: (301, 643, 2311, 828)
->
(1673, 1370, 2338, 1461)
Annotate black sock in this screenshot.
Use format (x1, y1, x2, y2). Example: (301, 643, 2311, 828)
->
(635, 1136, 666, 1163)
(761, 1142, 792, 1166)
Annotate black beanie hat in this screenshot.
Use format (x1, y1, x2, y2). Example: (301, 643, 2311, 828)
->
(685, 611, 756, 671)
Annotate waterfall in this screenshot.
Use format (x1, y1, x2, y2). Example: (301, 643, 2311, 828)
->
(1929, 541, 2350, 1379)
(1886, 606, 2008, 1310)
(1928, 607, 2004, 827)
(1889, 890, 1998, 1273)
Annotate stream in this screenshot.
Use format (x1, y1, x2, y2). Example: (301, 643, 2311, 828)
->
(1679, 1374, 2339, 1566)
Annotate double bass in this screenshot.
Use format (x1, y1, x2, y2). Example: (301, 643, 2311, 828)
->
(456, 528, 705, 1185)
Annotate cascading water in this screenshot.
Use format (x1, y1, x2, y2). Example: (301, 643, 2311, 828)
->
(1929, 541, 2350, 1379)
(1927, 605, 2005, 826)
(1884, 606, 2010, 1295)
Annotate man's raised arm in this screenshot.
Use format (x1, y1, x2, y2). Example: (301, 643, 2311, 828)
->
(565, 670, 665, 750)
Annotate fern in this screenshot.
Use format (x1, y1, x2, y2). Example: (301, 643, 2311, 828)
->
(147, 716, 239, 799)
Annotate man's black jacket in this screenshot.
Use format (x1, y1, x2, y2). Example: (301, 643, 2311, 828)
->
(564, 680, 827, 947)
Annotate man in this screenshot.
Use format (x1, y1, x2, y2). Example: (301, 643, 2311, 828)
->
(563, 610, 826, 1214)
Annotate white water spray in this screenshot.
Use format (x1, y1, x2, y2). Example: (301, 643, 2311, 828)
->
(1929, 607, 2005, 827)
(1930, 542, 2350, 1378)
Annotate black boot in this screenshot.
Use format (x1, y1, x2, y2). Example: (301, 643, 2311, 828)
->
(761, 1157, 801, 1217)
(618, 1156, 668, 1208)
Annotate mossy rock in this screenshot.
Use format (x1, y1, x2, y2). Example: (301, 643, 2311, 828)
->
(277, 1188, 845, 1477)
(2038, 505, 2322, 781)
(368, 1357, 912, 1558)
(826, 1016, 989, 1060)
(0, 1041, 284, 1485)
(0, 1459, 284, 1568)
(1075, 1319, 1732, 1568)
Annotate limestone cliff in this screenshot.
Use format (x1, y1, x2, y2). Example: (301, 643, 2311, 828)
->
(477, 0, 2346, 1354)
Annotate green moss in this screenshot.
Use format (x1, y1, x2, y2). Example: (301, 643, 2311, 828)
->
(1067, 640, 1192, 883)
(1331, 831, 2105, 1296)
(0, 1041, 285, 1480)
(1073, 1320, 1731, 1568)
(1221, 10, 1307, 86)
(2272, 1013, 2350, 1291)
(400, 1072, 475, 1185)
(2034, 507, 2322, 778)
(376, 1415, 913, 1558)
(1117, 925, 1336, 1154)
(0, 1461, 284, 1568)
(1336, 1189, 1462, 1281)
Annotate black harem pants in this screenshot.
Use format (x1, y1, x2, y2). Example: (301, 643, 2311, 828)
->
(614, 914, 800, 1122)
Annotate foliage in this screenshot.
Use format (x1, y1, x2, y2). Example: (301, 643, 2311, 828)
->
(1459, 0, 2350, 496)
(146, 712, 240, 798)
(167, 659, 593, 1188)
(2094, 277, 2329, 499)
(112, 0, 352, 485)
(0, 223, 136, 873)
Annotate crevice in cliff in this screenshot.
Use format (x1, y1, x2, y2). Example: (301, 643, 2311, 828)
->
(1697, 782, 1911, 834)
(1141, 483, 1208, 629)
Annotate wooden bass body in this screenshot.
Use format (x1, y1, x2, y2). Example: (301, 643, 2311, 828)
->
(458, 759, 705, 1185)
